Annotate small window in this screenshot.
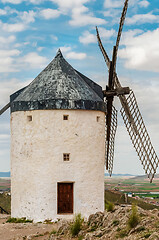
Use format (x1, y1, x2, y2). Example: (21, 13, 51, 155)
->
(63, 153, 70, 161)
(27, 115, 32, 122)
(63, 115, 69, 120)
(96, 116, 100, 122)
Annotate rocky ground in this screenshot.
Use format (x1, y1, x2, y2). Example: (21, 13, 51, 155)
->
(0, 205, 159, 240)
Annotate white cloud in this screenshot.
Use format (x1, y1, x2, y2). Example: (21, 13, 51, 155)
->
(22, 52, 48, 68)
(60, 46, 87, 60)
(126, 13, 159, 25)
(0, 9, 37, 33)
(99, 27, 116, 38)
(66, 51, 86, 60)
(29, 0, 43, 3)
(79, 28, 115, 45)
(0, 9, 7, 15)
(1, 0, 43, 4)
(19, 10, 36, 24)
(0, 78, 29, 106)
(50, 0, 90, 12)
(69, 6, 106, 27)
(1, 22, 26, 32)
(0, 49, 21, 73)
(0, 134, 10, 142)
(0, 35, 16, 45)
(119, 28, 159, 72)
(40, 8, 61, 19)
(51, 34, 58, 41)
(79, 31, 96, 44)
(60, 46, 71, 53)
(0, 49, 20, 57)
(138, 0, 149, 8)
(1, 0, 23, 3)
(104, 0, 123, 8)
(104, 0, 150, 9)
(37, 47, 44, 52)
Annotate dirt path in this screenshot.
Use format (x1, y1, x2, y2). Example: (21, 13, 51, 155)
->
(0, 214, 56, 240)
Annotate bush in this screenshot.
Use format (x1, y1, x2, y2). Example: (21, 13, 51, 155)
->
(70, 213, 84, 236)
(128, 204, 139, 228)
(116, 228, 128, 238)
(112, 219, 119, 226)
(7, 217, 33, 223)
(105, 201, 114, 212)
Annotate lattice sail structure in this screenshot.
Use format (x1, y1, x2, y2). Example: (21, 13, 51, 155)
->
(105, 105, 118, 176)
(120, 90, 159, 182)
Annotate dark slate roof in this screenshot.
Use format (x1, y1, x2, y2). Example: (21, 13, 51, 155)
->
(10, 49, 106, 112)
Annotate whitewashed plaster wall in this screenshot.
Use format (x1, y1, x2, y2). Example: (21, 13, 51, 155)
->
(11, 109, 105, 222)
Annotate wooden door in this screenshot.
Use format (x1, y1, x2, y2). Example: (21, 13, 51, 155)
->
(57, 183, 73, 214)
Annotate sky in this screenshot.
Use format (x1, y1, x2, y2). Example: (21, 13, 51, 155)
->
(0, 0, 159, 175)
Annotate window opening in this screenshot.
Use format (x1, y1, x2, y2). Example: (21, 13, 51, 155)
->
(63, 115, 69, 120)
(27, 115, 32, 122)
(97, 116, 100, 122)
(63, 153, 70, 161)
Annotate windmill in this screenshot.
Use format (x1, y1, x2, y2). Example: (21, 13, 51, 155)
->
(0, 0, 158, 222)
(96, 0, 159, 182)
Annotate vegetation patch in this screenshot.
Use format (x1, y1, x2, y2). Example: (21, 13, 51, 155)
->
(112, 219, 120, 226)
(50, 229, 57, 235)
(105, 201, 114, 212)
(136, 226, 145, 232)
(89, 223, 98, 232)
(127, 204, 139, 228)
(143, 231, 152, 238)
(7, 217, 33, 223)
(0, 193, 11, 213)
(44, 219, 53, 224)
(70, 213, 84, 236)
(116, 228, 128, 238)
(78, 236, 83, 240)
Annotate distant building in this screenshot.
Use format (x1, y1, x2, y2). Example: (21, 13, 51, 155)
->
(128, 192, 133, 197)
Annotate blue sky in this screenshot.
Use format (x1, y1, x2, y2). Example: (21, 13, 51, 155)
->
(0, 0, 159, 175)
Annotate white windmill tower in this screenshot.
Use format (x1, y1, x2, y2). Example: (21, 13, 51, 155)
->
(2, 49, 106, 222)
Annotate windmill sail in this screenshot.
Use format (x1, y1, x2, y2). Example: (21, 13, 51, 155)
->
(120, 90, 159, 183)
(114, 0, 129, 68)
(105, 104, 117, 176)
(0, 103, 10, 115)
(96, 0, 159, 181)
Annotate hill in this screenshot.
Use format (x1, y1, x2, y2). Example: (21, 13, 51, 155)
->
(130, 174, 159, 181)
(49, 204, 159, 240)
(0, 172, 10, 177)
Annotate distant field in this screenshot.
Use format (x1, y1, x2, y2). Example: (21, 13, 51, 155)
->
(0, 178, 10, 191)
(105, 175, 159, 194)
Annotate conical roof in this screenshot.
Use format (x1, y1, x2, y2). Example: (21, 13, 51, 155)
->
(11, 49, 106, 112)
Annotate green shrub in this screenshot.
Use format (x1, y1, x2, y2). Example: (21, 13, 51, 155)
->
(50, 229, 57, 235)
(143, 232, 151, 238)
(105, 201, 114, 212)
(116, 228, 128, 238)
(89, 224, 98, 232)
(128, 204, 139, 228)
(70, 213, 84, 236)
(112, 219, 119, 226)
(7, 217, 33, 223)
(44, 219, 53, 224)
(136, 226, 145, 232)
(78, 236, 83, 240)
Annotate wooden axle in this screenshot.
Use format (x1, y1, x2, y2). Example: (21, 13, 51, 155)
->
(103, 87, 130, 98)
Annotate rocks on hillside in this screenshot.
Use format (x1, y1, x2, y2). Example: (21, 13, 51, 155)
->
(50, 205, 159, 240)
